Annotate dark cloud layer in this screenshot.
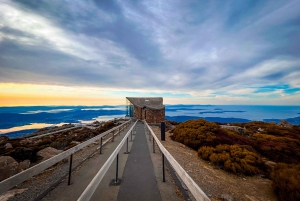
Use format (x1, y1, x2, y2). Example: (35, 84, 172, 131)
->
(0, 0, 300, 103)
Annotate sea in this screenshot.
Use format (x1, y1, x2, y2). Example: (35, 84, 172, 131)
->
(0, 105, 299, 138)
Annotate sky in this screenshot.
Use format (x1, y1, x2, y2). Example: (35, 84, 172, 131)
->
(0, 0, 300, 106)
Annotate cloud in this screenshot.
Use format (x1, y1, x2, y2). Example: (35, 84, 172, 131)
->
(0, 0, 299, 104)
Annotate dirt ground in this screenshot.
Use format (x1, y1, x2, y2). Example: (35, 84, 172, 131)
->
(151, 126, 278, 201)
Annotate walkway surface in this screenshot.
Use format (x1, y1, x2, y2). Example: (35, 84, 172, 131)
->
(117, 121, 162, 201)
(42, 121, 135, 201)
(41, 120, 178, 201)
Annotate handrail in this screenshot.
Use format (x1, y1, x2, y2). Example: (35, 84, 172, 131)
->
(0, 120, 131, 195)
(77, 120, 138, 201)
(29, 121, 106, 139)
(144, 121, 210, 201)
(29, 126, 79, 139)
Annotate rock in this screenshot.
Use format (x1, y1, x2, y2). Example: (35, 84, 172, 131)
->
(4, 143, 13, 149)
(18, 159, 31, 172)
(179, 143, 185, 148)
(71, 141, 80, 145)
(265, 160, 276, 174)
(0, 136, 9, 144)
(37, 147, 63, 161)
(279, 119, 293, 128)
(19, 138, 33, 146)
(33, 139, 42, 145)
(11, 147, 34, 161)
(243, 178, 246, 181)
(0, 156, 19, 181)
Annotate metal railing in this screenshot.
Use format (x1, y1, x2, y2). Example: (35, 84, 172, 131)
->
(29, 126, 79, 139)
(0, 120, 131, 195)
(77, 120, 138, 201)
(144, 121, 211, 201)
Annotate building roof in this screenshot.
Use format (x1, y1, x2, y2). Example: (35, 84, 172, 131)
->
(126, 97, 165, 110)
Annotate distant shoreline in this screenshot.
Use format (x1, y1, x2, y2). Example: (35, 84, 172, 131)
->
(166, 115, 300, 125)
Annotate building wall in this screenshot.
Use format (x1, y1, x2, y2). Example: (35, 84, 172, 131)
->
(133, 105, 165, 123)
(145, 108, 165, 123)
(133, 105, 141, 119)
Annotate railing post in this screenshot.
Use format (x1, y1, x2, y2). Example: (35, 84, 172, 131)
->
(153, 137, 155, 153)
(68, 154, 73, 185)
(162, 153, 165, 182)
(130, 130, 133, 141)
(100, 137, 103, 154)
(124, 137, 129, 154)
(112, 131, 114, 142)
(161, 122, 165, 141)
(115, 154, 119, 184)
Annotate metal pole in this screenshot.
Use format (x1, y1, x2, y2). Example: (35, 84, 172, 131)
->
(100, 137, 103, 154)
(130, 130, 132, 141)
(68, 154, 73, 185)
(153, 137, 155, 153)
(161, 122, 165, 141)
(162, 154, 165, 182)
(126, 137, 129, 153)
(115, 154, 119, 184)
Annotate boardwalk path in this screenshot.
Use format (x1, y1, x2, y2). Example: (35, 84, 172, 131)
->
(117, 121, 162, 201)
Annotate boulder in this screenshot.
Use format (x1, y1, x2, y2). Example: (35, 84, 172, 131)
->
(4, 143, 13, 149)
(18, 159, 31, 172)
(37, 147, 63, 161)
(0, 156, 19, 181)
(0, 136, 9, 144)
(11, 147, 34, 161)
(265, 160, 276, 171)
(71, 141, 80, 145)
(19, 138, 34, 146)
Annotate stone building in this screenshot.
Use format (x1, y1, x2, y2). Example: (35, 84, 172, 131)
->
(126, 97, 165, 123)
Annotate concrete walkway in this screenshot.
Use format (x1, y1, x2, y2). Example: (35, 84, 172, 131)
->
(42, 121, 135, 201)
(42, 120, 179, 201)
(117, 121, 162, 201)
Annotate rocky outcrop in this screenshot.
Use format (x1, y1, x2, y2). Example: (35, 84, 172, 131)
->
(220, 125, 244, 135)
(278, 119, 293, 128)
(0, 136, 9, 144)
(4, 143, 13, 149)
(265, 160, 276, 174)
(37, 147, 63, 161)
(18, 159, 31, 172)
(0, 156, 19, 181)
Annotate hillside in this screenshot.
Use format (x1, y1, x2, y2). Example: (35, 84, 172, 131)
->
(171, 119, 300, 201)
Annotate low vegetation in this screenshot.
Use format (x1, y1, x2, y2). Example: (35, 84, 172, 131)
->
(171, 119, 300, 201)
(198, 144, 263, 175)
(0, 121, 118, 163)
(272, 163, 300, 201)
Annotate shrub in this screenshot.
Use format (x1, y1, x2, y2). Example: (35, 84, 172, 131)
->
(173, 119, 218, 150)
(252, 133, 300, 163)
(272, 163, 300, 201)
(198, 145, 263, 175)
